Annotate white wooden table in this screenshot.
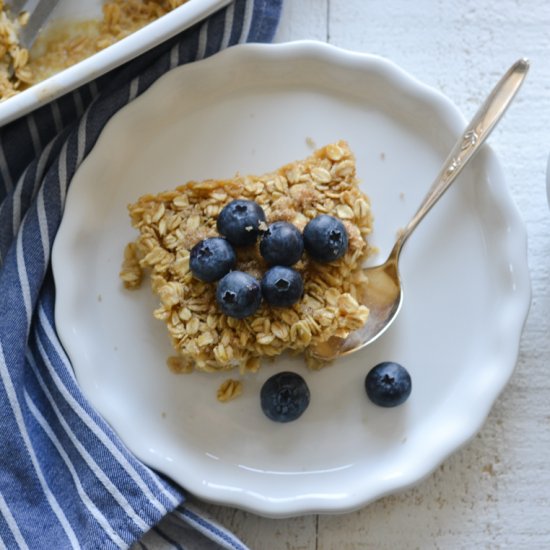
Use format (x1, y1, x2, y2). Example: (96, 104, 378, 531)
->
(205, 1, 550, 547)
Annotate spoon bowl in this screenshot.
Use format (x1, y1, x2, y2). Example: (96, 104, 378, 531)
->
(341, 248, 403, 352)
(312, 58, 529, 361)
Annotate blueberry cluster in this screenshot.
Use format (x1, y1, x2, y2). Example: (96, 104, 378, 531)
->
(189, 199, 349, 319)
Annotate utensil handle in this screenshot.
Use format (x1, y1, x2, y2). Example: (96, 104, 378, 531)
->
(393, 58, 529, 257)
(17, 0, 62, 49)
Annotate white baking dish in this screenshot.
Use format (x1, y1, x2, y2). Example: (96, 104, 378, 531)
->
(0, 0, 231, 126)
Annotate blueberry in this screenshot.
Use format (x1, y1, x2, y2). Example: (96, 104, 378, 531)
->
(260, 371, 310, 422)
(365, 362, 412, 407)
(217, 199, 267, 247)
(303, 214, 348, 263)
(260, 221, 304, 266)
(216, 271, 261, 318)
(189, 237, 236, 282)
(261, 266, 303, 307)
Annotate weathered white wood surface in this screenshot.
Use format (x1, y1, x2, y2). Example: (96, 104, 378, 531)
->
(205, 1, 550, 547)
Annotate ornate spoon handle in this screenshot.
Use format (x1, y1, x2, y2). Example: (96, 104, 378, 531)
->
(392, 58, 529, 258)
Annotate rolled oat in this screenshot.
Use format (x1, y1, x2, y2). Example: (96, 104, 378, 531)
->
(216, 379, 243, 402)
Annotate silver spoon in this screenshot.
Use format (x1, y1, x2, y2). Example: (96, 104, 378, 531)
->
(7, 0, 60, 50)
(5, 0, 60, 79)
(312, 58, 529, 361)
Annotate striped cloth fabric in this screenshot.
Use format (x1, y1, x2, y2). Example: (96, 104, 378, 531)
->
(0, 1, 282, 549)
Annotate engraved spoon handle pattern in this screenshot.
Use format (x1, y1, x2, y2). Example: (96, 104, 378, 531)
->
(391, 58, 530, 261)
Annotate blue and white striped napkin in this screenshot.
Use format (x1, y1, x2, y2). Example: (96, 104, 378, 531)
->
(0, 1, 282, 548)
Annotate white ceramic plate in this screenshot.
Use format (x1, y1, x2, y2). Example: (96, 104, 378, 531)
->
(0, 0, 230, 126)
(52, 41, 530, 517)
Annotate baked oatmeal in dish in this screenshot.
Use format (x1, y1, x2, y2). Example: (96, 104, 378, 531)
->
(0, 0, 188, 100)
(120, 141, 374, 373)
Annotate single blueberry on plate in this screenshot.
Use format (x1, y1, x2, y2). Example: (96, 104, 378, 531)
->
(260, 221, 304, 266)
(217, 199, 267, 247)
(365, 362, 412, 407)
(261, 266, 303, 307)
(216, 271, 261, 318)
(303, 214, 348, 263)
(260, 371, 310, 423)
(189, 237, 236, 282)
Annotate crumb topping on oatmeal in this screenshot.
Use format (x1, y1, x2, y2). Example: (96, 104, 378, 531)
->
(120, 141, 374, 373)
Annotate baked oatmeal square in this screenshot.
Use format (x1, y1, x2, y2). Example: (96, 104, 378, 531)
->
(120, 141, 373, 372)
